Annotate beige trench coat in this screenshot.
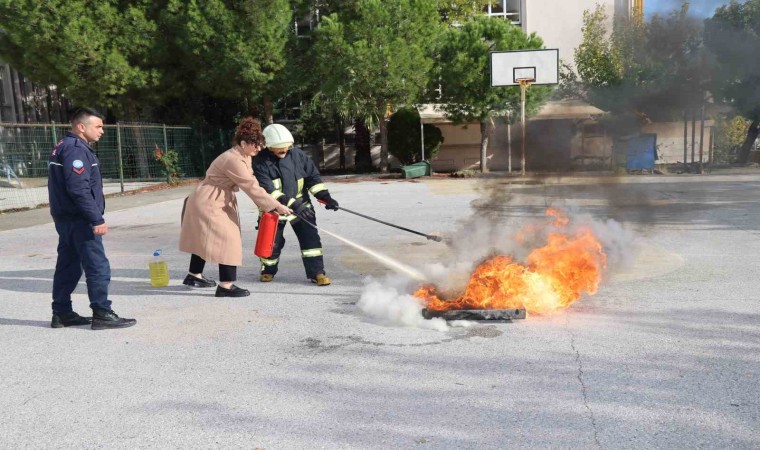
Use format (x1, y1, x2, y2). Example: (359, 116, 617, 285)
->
(179, 148, 280, 266)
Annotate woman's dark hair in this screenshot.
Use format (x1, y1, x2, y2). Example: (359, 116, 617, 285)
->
(232, 117, 265, 146)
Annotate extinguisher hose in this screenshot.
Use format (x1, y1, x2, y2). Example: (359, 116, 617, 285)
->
(315, 200, 443, 242)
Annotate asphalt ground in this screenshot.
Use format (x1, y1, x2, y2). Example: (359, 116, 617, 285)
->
(0, 173, 758, 448)
(0, 180, 164, 213)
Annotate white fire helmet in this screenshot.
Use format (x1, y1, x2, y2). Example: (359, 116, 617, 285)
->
(263, 124, 294, 149)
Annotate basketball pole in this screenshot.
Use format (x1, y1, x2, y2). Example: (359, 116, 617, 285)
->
(490, 49, 558, 176)
(518, 79, 533, 176)
(507, 110, 512, 174)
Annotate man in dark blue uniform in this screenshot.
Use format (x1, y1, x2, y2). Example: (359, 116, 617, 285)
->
(48, 107, 136, 330)
(254, 124, 339, 286)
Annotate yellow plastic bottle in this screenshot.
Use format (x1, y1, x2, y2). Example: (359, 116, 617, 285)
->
(149, 249, 169, 287)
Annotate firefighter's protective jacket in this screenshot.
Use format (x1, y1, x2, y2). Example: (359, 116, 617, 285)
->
(253, 147, 330, 210)
(47, 132, 106, 225)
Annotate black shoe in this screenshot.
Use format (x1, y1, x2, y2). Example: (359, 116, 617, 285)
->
(215, 284, 250, 297)
(183, 274, 217, 288)
(91, 309, 137, 330)
(51, 311, 92, 328)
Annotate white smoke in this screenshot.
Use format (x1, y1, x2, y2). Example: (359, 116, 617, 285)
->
(578, 213, 638, 275)
(357, 276, 474, 331)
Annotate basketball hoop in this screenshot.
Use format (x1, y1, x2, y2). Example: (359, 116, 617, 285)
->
(515, 77, 535, 88)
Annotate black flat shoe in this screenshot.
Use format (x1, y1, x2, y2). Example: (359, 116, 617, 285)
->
(215, 284, 250, 297)
(183, 274, 217, 288)
(51, 311, 92, 328)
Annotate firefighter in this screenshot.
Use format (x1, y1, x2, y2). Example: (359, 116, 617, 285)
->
(253, 124, 339, 286)
(48, 107, 136, 330)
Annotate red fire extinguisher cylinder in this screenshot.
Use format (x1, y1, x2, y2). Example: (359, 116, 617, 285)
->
(254, 211, 279, 258)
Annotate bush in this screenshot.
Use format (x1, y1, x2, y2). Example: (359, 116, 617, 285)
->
(713, 115, 751, 164)
(154, 144, 180, 185)
(387, 107, 443, 165)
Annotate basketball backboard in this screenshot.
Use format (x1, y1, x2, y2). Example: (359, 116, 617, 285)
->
(490, 49, 559, 86)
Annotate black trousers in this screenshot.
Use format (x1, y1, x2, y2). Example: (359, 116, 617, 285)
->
(189, 254, 236, 282)
(259, 217, 324, 279)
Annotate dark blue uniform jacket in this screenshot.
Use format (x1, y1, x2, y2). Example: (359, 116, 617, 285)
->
(253, 147, 328, 207)
(48, 132, 106, 225)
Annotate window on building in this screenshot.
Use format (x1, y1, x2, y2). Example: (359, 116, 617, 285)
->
(484, 0, 521, 24)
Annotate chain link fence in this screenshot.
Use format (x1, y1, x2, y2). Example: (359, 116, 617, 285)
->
(0, 122, 208, 212)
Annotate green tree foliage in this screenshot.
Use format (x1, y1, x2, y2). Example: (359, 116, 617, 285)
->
(437, 16, 551, 172)
(387, 107, 443, 165)
(574, 6, 622, 90)
(154, 0, 290, 115)
(0, 0, 290, 123)
(575, 3, 706, 135)
(705, 0, 760, 163)
(0, 0, 157, 114)
(313, 0, 442, 172)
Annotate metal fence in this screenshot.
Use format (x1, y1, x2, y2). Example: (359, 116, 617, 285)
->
(0, 122, 208, 211)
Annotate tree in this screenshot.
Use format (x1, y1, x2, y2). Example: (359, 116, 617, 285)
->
(0, 0, 291, 123)
(313, 0, 442, 173)
(575, 3, 707, 136)
(155, 0, 291, 118)
(0, 0, 158, 115)
(705, 0, 760, 164)
(574, 6, 623, 96)
(437, 16, 551, 173)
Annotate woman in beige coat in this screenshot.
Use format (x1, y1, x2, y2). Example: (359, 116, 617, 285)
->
(179, 117, 291, 297)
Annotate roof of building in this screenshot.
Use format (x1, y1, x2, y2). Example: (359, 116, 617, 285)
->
(418, 99, 607, 124)
(533, 99, 607, 120)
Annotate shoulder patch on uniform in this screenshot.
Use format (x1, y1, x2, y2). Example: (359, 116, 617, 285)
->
(72, 159, 85, 174)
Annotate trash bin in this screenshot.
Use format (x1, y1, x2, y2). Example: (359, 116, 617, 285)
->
(401, 161, 431, 179)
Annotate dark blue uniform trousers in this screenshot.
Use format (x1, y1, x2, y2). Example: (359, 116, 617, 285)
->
(52, 220, 112, 314)
(261, 218, 324, 279)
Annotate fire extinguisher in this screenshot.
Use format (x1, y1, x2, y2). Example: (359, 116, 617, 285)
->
(254, 211, 279, 258)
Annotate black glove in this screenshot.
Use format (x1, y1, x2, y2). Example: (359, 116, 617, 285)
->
(316, 192, 339, 211)
(291, 199, 315, 223)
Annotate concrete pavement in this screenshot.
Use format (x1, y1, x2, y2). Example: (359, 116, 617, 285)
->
(0, 173, 758, 448)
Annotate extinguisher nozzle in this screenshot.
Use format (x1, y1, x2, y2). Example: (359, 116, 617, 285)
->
(426, 234, 443, 242)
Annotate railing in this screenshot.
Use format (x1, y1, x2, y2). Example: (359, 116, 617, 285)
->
(0, 122, 207, 211)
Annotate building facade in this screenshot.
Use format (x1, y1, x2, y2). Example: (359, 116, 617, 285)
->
(486, 0, 638, 68)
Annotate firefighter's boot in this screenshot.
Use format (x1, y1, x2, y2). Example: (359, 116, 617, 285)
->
(310, 274, 331, 286)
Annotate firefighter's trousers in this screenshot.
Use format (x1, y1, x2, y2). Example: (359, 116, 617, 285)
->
(259, 217, 324, 279)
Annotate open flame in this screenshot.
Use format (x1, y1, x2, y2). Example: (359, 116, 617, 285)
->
(415, 209, 607, 315)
